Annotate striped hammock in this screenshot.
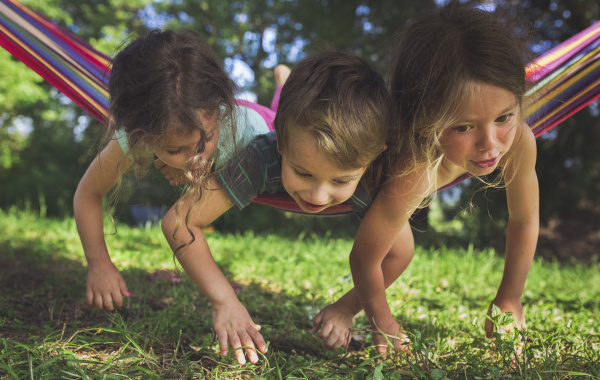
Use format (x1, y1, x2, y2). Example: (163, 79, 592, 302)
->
(2, 0, 600, 214)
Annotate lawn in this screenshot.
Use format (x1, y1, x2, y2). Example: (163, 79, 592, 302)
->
(0, 208, 599, 379)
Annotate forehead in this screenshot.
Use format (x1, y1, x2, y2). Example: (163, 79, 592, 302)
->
(284, 129, 366, 175)
(455, 83, 518, 116)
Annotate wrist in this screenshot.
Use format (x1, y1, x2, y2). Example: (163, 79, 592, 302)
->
(205, 286, 239, 309)
(494, 285, 523, 303)
(334, 291, 362, 316)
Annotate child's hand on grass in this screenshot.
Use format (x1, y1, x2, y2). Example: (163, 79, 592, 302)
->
(154, 158, 188, 186)
(86, 260, 130, 311)
(485, 297, 525, 338)
(212, 297, 267, 365)
(312, 301, 354, 350)
(371, 318, 410, 359)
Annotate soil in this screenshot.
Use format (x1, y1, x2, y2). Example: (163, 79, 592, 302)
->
(537, 216, 600, 263)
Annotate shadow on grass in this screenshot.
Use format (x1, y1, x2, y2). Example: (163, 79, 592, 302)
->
(0, 240, 344, 363)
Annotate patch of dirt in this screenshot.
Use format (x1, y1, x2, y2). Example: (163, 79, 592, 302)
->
(537, 216, 600, 263)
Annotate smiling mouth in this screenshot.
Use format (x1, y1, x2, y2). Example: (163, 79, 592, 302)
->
(297, 198, 329, 212)
(472, 157, 498, 168)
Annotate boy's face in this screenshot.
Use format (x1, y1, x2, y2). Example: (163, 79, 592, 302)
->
(278, 129, 367, 214)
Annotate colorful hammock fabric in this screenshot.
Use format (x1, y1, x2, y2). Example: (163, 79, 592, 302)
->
(2, 0, 600, 213)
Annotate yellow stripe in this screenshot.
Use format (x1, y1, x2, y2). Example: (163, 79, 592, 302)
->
(0, 22, 108, 117)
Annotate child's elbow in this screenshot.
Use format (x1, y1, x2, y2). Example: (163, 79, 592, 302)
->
(161, 209, 177, 239)
(349, 249, 365, 272)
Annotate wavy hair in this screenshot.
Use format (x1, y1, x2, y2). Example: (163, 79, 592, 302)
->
(388, 3, 533, 199)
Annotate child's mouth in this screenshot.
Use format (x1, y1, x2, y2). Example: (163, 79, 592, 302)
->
(297, 198, 328, 213)
(473, 157, 498, 168)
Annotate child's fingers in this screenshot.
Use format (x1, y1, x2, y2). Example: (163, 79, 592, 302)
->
(102, 293, 115, 311)
(112, 290, 123, 308)
(120, 282, 131, 298)
(375, 341, 388, 360)
(215, 329, 229, 356)
(248, 326, 267, 353)
(317, 321, 333, 341)
(323, 328, 347, 350)
(238, 330, 260, 363)
(311, 312, 323, 332)
(86, 289, 94, 307)
(228, 334, 247, 365)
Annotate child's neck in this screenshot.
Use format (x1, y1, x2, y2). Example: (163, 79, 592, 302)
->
(436, 158, 468, 188)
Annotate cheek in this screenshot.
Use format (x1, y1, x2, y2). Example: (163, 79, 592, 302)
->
(332, 185, 357, 202)
(203, 139, 219, 159)
(280, 167, 296, 192)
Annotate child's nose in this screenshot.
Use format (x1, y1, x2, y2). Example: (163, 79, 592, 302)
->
(478, 128, 498, 151)
(305, 184, 329, 205)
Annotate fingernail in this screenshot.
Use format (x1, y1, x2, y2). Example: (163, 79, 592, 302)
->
(126, 292, 131, 297)
(251, 354, 258, 362)
(240, 358, 246, 365)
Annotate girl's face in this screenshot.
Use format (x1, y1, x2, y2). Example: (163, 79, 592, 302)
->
(153, 109, 219, 171)
(440, 83, 520, 177)
(279, 129, 367, 214)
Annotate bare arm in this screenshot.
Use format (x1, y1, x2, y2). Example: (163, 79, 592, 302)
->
(486, 124, 539, 336)
(74, 137, 132, 310)
(161, 180, 267, 364)
(313, 222, 414, 350)
(348, 171, 427, 354)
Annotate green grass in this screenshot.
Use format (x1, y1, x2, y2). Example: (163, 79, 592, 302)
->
(0, 207, 599, 379)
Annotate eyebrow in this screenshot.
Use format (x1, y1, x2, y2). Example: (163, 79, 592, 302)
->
(454, 102, 519, 124)
(290, 162, 363, 180)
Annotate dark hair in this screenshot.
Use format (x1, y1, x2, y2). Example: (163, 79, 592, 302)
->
(388, 3, 530, 189)
(108, 28, 237, 175)
(274, 50, 390, 193)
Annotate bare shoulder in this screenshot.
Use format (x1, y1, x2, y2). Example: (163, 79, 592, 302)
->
(373, 163, 430, 220)
(510, 122, 536, 156)
(505, 122, 536, 163)
(505, 122, 538, 182)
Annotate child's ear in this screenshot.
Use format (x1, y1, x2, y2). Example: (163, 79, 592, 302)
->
(382, 144, 387, 152)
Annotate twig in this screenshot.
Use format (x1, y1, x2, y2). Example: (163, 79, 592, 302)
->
(426, 355, 443, 370)
(349, 328, 410, 342)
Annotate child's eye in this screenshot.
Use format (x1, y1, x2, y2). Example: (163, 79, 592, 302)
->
(496, 113, 513, 123)
(167, 148, 182, 155)
(294, 169, 311, 178)
(333, 179, 351, 186)
(453, 125, 472, 133)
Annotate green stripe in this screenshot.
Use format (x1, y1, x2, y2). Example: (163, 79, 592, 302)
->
(217, 172, 243, 208)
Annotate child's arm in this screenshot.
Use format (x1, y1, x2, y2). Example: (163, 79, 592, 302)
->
(348, 172, 427, 355)
(74, 138, 132, 310)
(486, 124, 539, 337)
(154, 158, 188, 186)
(161, 182, 267, 365)
(312, 223, 414, 350)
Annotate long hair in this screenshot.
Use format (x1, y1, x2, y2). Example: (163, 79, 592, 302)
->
(104, 29, 237, 250)
(108, 28, 237, 175)
(388, 4, 531, 196)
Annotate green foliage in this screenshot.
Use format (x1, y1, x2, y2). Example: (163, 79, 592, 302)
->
(1, 0, 600, 254)
(1, 209, 599, 378)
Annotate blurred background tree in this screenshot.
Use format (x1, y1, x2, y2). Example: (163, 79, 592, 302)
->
(0, 0, 598, 259)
